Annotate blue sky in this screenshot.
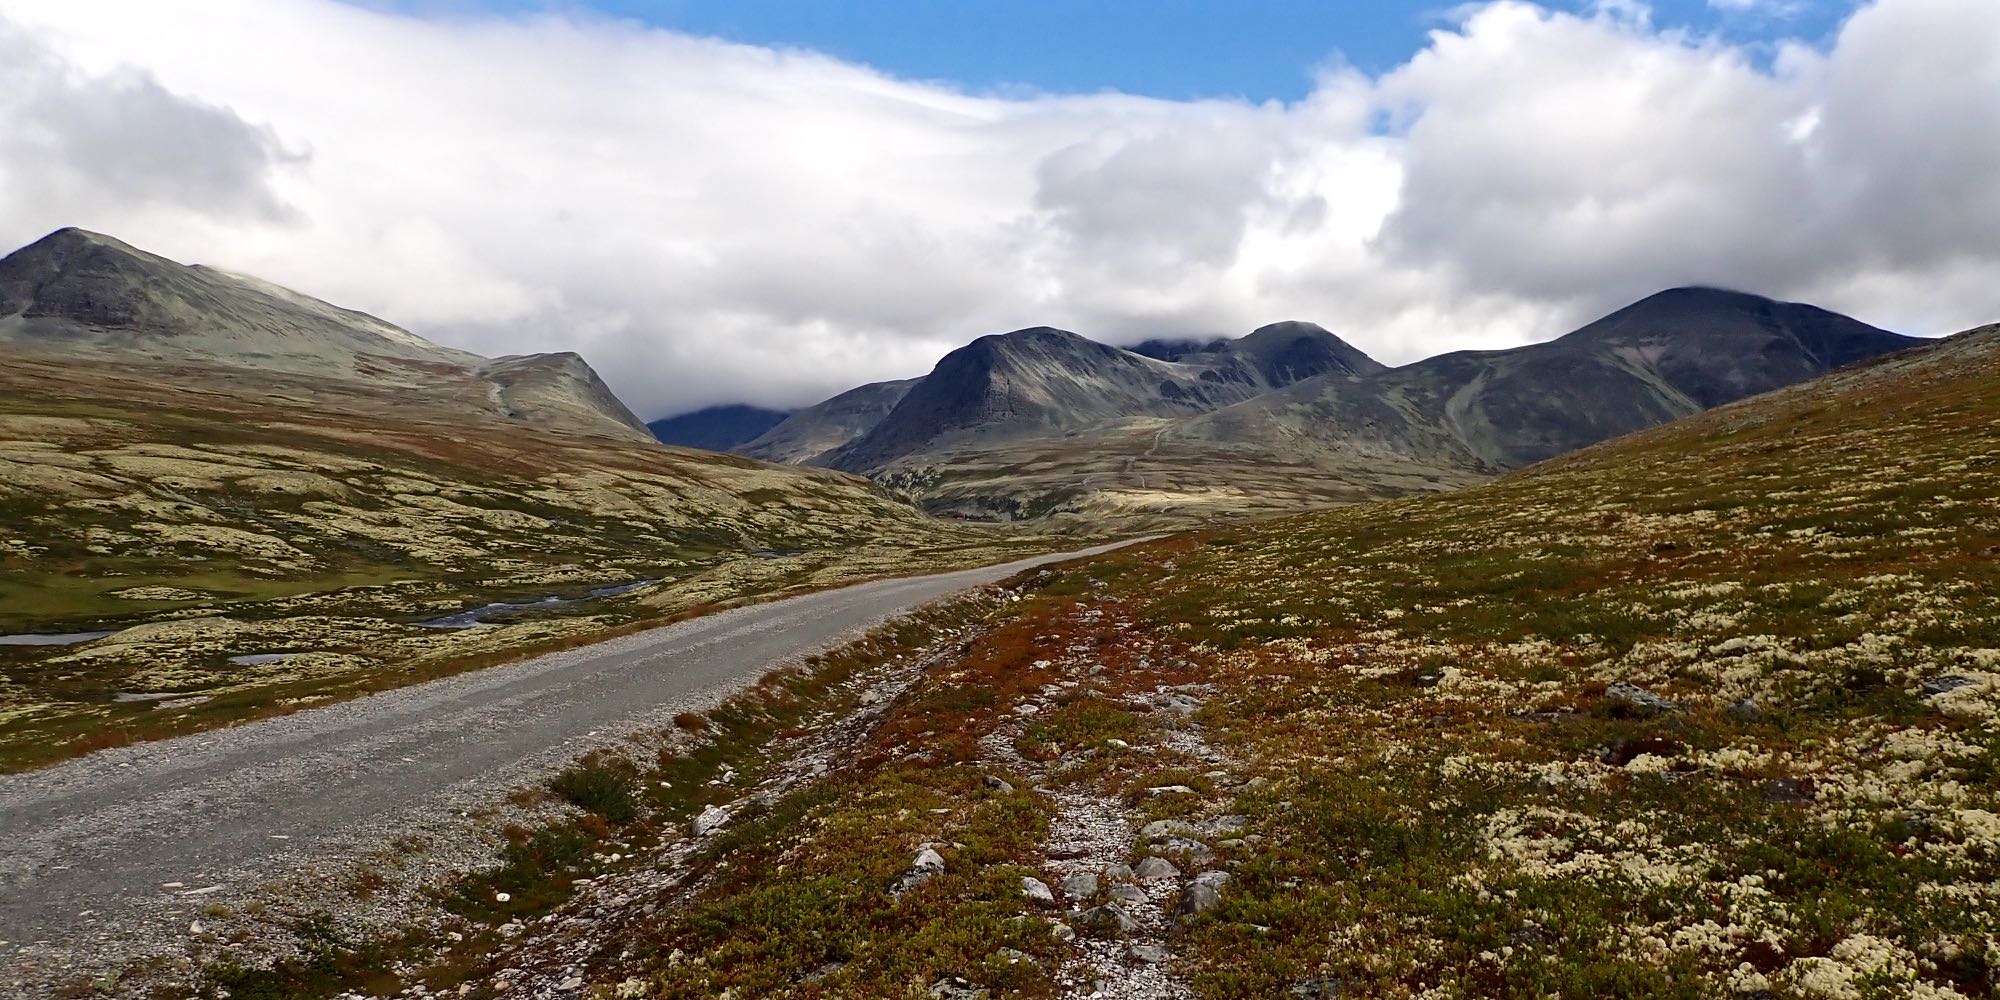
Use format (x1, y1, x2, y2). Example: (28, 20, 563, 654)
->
(408, 0, 1863, 100)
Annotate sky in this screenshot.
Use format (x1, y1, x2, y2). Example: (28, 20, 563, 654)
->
(1, 0, 1995, 420)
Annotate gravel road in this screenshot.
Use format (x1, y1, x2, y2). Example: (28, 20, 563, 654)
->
(0, 540, 1139, 956)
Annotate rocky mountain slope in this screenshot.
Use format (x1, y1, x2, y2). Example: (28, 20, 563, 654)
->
(646, 404, 791, 452)
(0, 228, 652, 442)
(1179, 286, 1919, 472)
(739, 377, 920, 464)
(749, 288, 1916, 519)
(821, 322, 1378, 473)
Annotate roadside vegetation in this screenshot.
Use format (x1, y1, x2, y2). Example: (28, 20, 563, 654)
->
(0, 353, 1071, 772)
(367, 323, 1998, 999)
(186, 596, 1018, 999)
(47, 320, 2000, 999)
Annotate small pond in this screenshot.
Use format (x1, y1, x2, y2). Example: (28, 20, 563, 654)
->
(229, 652, 305, 666)
(415, 579, 658, 630)
(0, 630, 116, 647)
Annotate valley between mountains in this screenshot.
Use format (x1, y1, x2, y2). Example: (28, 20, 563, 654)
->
(0, 226, 1995, 1000)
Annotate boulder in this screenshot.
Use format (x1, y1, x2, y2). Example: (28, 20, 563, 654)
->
(891, 847, 946, 896)
(1605, 680, 1680, 715)
(692, 804, 730, 837)
(1169, 881, 1222, 928)
(1021, 876, 1055, 905)
(1073, 903, 1141, 937)
(1061, 872, 1100, 901)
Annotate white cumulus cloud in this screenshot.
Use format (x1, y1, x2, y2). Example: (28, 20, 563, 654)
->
(0, 0, 1994, 419)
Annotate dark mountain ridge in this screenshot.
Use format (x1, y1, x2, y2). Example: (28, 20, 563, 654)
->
(739, 378, 921, 465)
(1181, 286, 1919, 472)
(647, 404, 792, 452)
(746, 286, 1919, 518)
(822, 321, 1380, 472)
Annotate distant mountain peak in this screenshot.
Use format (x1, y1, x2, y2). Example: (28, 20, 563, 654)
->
(22, 226, 145, 255)
(648, 403, 792, 453)
(0, 227, 653, 442)
(813, 318, 1390, 473)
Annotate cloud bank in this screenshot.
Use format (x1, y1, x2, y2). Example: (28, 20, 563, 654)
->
(0, 0, 1994, 418)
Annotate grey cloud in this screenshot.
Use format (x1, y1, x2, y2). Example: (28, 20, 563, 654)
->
(0, 19, 301, 226)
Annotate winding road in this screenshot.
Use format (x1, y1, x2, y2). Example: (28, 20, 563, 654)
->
(0, 540, 1140, 955)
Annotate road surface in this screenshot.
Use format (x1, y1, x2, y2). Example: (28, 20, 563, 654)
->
(0, 540, 1141, 949)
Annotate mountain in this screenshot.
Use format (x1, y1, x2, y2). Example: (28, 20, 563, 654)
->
(739, 377, 920, 465)
(821, 322, 1380, 473)
(646, 404, 791, 452)
(1178, 286, 1920, 472)
(758, 288, 1918, 521)
(478, 352, 649, 440)
(0, 228, 651, 441)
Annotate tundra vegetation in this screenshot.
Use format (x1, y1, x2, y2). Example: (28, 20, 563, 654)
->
(0, 353, 1060, 772)
(190, 325, 2000, 998)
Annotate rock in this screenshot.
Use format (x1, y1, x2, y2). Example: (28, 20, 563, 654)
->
(1146, 784, 1197, 796)
(1725, 698, 1763, 722)
(800, 962, 845, 983)
(1062, 872, 1100, 900)
(1014, 703, 1040, 716)
(1205, 815, 1249, 835)
(1192, 870, 1232, 890)
(1073, 903, 1141, 937)
(1600, 736, 1686, 767)
(1108, 885, 1147, 906)
(1509, 926, 1552, 949)
(1129, 942, 1172, 963)
(1156, 838, 1215, 863)
(928, 977, 989, 999)
(1761, 776, 1818, 804)
(892, 848, 946, 896)
(1050, 921, 1076, 943)
(1138, 819, 1201, 840)
(692, 804, 730, 837)
(1135, 856, 1181, 881)
(1102, 863, 1135, 882)
(1289, 976, 1349, 997)
(1169, 880, 1222, 928)
(1021, 876, 1055, 905)
(1921, 675, 1977, 698)
(1605, 680, 1681, 715)
(984, 775, 1015, 794)
(557, 977, 584, 991)
(994, 947, 1035, 966)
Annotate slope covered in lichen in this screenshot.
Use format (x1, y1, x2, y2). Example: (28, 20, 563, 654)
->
(555, 324, 1999, 999)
